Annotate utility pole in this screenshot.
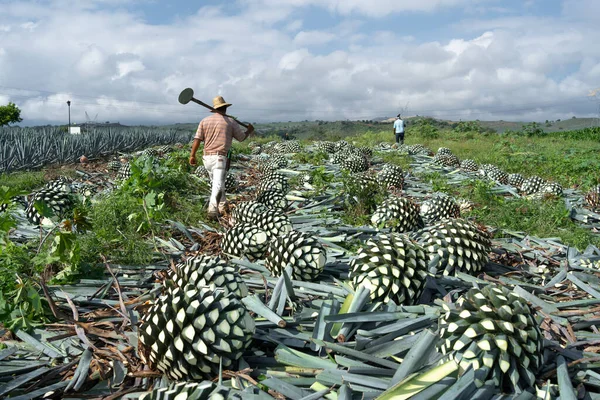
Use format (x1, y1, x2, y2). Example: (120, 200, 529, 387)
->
(66, 100, 71, 131)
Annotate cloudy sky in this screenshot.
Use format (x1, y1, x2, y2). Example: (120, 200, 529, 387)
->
(0, 0, 599, 126)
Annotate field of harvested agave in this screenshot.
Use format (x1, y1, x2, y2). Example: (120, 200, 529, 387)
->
(2, 128, 600, 399)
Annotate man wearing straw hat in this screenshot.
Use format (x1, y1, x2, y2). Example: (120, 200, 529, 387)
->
(189, 95, 254, 220)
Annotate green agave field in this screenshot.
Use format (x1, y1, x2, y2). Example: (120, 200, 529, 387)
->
(1, 124, 600, 399)
(0, 126, 190, 173)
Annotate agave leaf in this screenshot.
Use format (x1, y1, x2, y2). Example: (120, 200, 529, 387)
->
(330, 292, 354, 339)
(261, 377, 308, 400)
(557, 356, 577, 400)
(326, 311, 407, 324)
(0, 367, 49, 397)
(408, 377, 458, 400)
(311, 299, 335, 352)
(0, 362, 48, 377)
(436, 365, 478, 399)
(7, 380, 69, 400)
(311, 339, 399, 370)
(357, 315, 436, 339)
(390, 329, 439, 386)
(0, 347, 17, 361)
(65, 348, 93, 392)
(567, 273, 600, 299)
(513, 286, 560, 316)
(242, 295, 286, 328)
(375, 360, 458, 400)
(337, 285, 371, 341)
(301, 388, 332, 400)
(15, 330, 65, 359)
(274, 345, 337, 370)
(282, 267, 297, 301)
(268, 274, 286, 312)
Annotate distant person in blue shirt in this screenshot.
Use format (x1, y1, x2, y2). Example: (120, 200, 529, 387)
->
(393, 115, 405, 145)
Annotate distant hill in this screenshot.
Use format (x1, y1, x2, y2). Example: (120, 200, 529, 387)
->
(478, 117, 599, 133)
(140, 116, 600, 140)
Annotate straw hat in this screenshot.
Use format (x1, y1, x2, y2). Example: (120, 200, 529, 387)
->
(212, 96, 231, 109)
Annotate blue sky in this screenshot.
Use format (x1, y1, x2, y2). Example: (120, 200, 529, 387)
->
(0, 0, 598, 125)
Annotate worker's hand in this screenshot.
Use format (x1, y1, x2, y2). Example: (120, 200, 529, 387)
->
(189, 155, 197, 166)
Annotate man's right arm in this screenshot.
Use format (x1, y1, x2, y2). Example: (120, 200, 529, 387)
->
(190, 122, 204, 166)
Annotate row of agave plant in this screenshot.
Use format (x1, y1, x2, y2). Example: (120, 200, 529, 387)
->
(0, 126, 190, 173)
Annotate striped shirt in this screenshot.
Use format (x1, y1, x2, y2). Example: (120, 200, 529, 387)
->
(194, 113, 247, 156)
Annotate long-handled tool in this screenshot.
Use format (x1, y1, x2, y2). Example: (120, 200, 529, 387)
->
(179, 88, 255, 170)
(178, 88, 251, 128)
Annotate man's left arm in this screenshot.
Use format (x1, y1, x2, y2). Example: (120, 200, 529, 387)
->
(232, 122, 254, 142)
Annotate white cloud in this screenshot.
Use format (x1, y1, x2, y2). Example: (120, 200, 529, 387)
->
(294, 30, 337, 46)
(0, 0, 599, 126)
(278, 49, 310, 70)
(243, 0, 491, 17)
(113, 59, 145, 80)
(286, 19, 303, 32)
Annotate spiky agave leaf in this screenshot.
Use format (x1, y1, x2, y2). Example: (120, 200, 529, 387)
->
(438, 284, 543, 392)
(414, 218, 491, 276)
(221, 223, 269, 261)
(350, 233, 428, 305)
(371, 196, 424, 233)
(265, 230, 327, 281)
(168, 254, 248, 298)
(420, 195, 460, 224)
(138, 285, 255, 380)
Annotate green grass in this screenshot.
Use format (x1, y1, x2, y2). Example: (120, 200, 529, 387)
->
(352, 127, 600, 189)
(0, 171, 46, 193)
(429, 177, 600, 250)
(292, 151, 329, 166)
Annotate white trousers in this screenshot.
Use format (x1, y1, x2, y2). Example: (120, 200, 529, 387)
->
(203, 154, 227, 209)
